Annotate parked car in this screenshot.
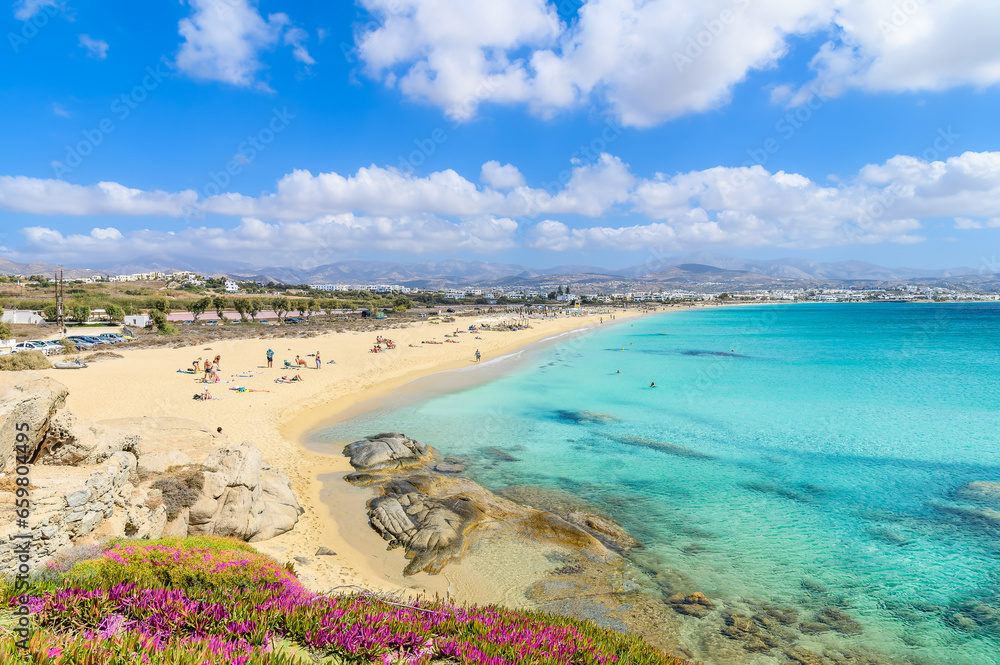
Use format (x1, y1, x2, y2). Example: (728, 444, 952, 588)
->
(446, 308, 455, 313)
(259, 319, 270, 324)
(79, 335, 109, 346)
(98, 334, 125, 344)
(31, 340, 64, 354)
(14, 341, 52, 355)
(65, 337, 99, 350)
(284, 317, 300, 324)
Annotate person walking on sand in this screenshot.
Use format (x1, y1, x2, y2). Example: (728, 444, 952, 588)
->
(315, 352, 321, 369)
(475, 349, 481, 363)
(266, 348, 274, 368)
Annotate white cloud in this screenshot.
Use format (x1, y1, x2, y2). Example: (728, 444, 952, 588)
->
(796, 0, 1000, 102)
(13, 0, 57, 20)
(175, 0, 312, 89)
(480, 161, 525, 189)
(283, 26, 315, 65)
(78, 34, 109, 60)
(0, 176, 196, 216)
(6, 150, 1000, 260)
(17, 214, 520, 266)
(354, 0, 1000, 126)
(51, 103, 71, 117)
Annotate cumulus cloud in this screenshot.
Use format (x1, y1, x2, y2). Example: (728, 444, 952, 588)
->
(480, 161, 525, 189)
(0, 176, 197, 216)
(78, 34, 109, 60)
(6, 151, 1000, 262)
(176, 0, 313, 89)
(16, 214, 520, 266)
(353, 0, 1000, 126)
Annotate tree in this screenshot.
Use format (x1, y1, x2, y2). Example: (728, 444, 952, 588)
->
(547, 291, 557, 300)
(232, 298, 249, 322)
(71, 304, 91, 323)
(212, 296, 227, 321)
(557, 286, 564, 295)
(0, 322, 9, 341)
(43, 304, 58, 321)
(149, 310, 177, 335)
(105, 303, 124, 322)
(151, 297, 171, 313)
(564, 285, 570, 294)
(247, 298, 262, 322)
(271, 297, 290, 323)
(187, 297, 211, 322)
(297, 300, 308, 318)
(392, 296, 412, 313)
(306, 298, 318, 319)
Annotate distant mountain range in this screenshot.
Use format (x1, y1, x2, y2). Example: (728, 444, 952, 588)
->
(0, 252, 992, 290)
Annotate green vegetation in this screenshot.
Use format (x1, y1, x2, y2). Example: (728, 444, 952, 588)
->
(2, 537, 686, 665)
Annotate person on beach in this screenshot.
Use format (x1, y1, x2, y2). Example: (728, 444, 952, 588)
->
(214, 355, 221, 371)
(201, 388, 212, 400)
(315, 352, 321, 369)
(193, 358, 201, 373)
(266, 348, 274, 368)
(475, 349, 481, 362)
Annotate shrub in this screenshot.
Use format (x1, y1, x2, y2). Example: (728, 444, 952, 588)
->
(0, 350, 52, 371)
(150, 469, 205, 520)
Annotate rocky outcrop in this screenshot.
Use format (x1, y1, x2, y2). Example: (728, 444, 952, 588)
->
(0, 378, 68, 473)
(34, 409, 138, 467)
(345, 433, 626, 575)
(187, 441, 302, 542)
(0, 451, 141, 571)
(0, 378, 302, 572)
(344, 432, 430, 473)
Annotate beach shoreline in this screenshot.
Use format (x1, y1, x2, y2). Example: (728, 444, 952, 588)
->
(2, 306, 677, 597)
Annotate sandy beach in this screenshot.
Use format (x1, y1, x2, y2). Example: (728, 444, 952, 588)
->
(0, 308, 655, 598)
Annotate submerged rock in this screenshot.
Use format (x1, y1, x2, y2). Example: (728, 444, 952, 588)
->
(482, 446, 519, 462)
(957, 481, 1000, 508)
(815, 608, 864, 635)
(667, 592, 715, 618)
(601, 432, 714, 460)
(554, 410, 621, 424)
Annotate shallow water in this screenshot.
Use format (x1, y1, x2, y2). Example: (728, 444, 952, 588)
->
(310, 304, 1000, 665)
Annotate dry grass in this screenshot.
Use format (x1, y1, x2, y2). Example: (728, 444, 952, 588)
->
(0, 350, 51, 371)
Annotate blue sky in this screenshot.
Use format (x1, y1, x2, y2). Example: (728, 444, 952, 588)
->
(1, 0, 999, 272)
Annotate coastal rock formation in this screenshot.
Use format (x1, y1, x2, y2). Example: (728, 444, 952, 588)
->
(344, 432, 430, 472)
(0, 378, 303, 571)
(0, 377, 68, 473)
(188, 442, 303, 541)
(34, 409, 139, 467)
(345, 434, 626, 575)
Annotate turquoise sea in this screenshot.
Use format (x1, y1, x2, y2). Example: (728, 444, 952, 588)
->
(311, 304, 1000, 664)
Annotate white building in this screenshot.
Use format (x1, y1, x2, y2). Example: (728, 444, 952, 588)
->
(225, 280, 240, 293)
(1, 310, 45, 325)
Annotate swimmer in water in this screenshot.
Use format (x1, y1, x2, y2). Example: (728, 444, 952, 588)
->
(650, 381, 655, 387)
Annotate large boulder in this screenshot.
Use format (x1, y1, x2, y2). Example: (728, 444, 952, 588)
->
(368, 483, 481, 575)
(186, 441, 302, 542)
(0, 378, 68, 473)
(344, 432, 430, 473)
(34, 409, 138, 467)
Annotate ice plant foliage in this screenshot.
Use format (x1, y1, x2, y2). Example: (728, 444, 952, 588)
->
(2, 537, 689, 664)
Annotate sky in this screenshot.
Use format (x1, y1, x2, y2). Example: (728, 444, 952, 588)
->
(1, 0, 999, 273)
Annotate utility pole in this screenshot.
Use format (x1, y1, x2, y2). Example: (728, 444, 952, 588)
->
(56, 270, 65, 335)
